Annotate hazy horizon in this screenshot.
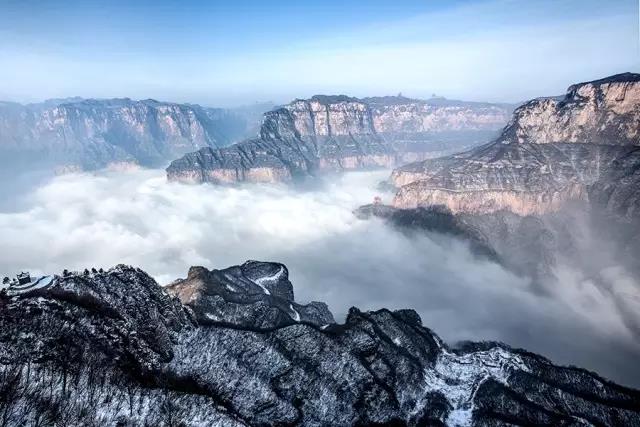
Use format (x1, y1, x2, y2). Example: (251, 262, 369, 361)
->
(1, 0, 638, 107)
(0, 91, 519, 109)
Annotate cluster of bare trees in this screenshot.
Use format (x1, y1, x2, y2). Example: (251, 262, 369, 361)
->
(61, 268, 105, 278)
(0, 356, 105, 426)
(0, 355, 197, 426)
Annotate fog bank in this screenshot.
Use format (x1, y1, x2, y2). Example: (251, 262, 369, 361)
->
(0, 169, 638, 386)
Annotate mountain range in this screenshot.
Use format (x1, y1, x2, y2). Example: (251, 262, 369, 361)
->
(166, 96, 514, 183)
(0, 95, 514, 178)
(0, 98, 271, 172)
(389, 73, 640, 218)
(2, 74, 640, 425)
(1, 263, 638, 426)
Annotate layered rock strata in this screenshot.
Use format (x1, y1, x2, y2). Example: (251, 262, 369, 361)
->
(389, 73, 640, 218)
(167, 95, 513, 183)
(0, 98, 268, 171)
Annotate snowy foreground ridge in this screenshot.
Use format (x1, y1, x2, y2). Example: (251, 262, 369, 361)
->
(5, 275, 54, 296)
(424, 347, 531, 426)
(0, 262, 639, 426)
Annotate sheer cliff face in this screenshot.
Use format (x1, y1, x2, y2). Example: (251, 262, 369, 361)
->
(287, 98, 376, 136)
(501, 73, 640, 146)
(368, 98, 511, 133)
(166, 95, 512, 184)
(0, 98, 266, 171)
(286, 96, 510, 136)
(1, 263, 639, 426)
(390, 73, 640, 218)
(391, 142, 640, 217)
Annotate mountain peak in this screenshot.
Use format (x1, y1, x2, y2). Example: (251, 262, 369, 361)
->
(166, 261, 335, 328)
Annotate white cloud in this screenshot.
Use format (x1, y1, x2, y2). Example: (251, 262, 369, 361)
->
(0, 169, 639, 386)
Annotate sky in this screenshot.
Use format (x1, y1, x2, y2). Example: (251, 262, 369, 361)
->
(0, 0, 638, 105)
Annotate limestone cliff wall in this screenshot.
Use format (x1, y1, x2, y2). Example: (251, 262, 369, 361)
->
(167, 95, 512, 184)
(0, 98, 265, 171)
(389, 73, 640, 217)
(392, 184, 589, 216)
(500, 73, 640, 146)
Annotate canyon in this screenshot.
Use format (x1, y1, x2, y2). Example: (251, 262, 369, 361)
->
(166, 95, 513, 183)
(355, 73, 640, 285)
(2, 74, 639, 426)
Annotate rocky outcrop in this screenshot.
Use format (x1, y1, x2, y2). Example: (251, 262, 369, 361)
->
(166, 95, 513, 184)
(500, 73, 640, 146)
(166, 261, 334, 328)
(0, 98, 268, 172)
(1, 262, 639, 426)
(392, 142, 640, 217)
(0, 265, 193, 370)
(389, 73, 640, 218)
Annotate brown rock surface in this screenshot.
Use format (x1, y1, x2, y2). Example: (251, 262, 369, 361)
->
(389, 73, 640, 218)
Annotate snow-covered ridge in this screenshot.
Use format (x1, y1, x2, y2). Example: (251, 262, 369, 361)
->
(5, 275, 54, 296)
(425, 347, 530, 426)
(1, 262, 639, 426)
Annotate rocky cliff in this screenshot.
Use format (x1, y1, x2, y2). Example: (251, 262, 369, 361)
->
(166, 261, 334, 328)
(500, 73, 640, 146)
(1, 262, 639, 426)
(166, 95, 512, 184)
(390, 73, 640, 218)
(0, 98, 268, 172)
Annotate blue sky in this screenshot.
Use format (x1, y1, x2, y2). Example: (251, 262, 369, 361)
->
(0, 0, 638, 106)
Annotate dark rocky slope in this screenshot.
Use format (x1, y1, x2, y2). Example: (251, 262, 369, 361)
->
(166, 95, 513, 184)
(0, 98, 269, 172)
(1, 263, 639, 426)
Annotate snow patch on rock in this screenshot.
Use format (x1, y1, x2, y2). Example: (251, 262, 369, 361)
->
(7, 275, 54, 296)
(252, 265, 285, 295)
(424, 347, 530, 426)
(289, 303, 301, 322)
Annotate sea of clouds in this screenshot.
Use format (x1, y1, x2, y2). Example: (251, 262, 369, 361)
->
(0, 168, 639, 386)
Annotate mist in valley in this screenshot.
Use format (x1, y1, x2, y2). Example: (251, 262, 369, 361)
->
(0, 168, 638, 387)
